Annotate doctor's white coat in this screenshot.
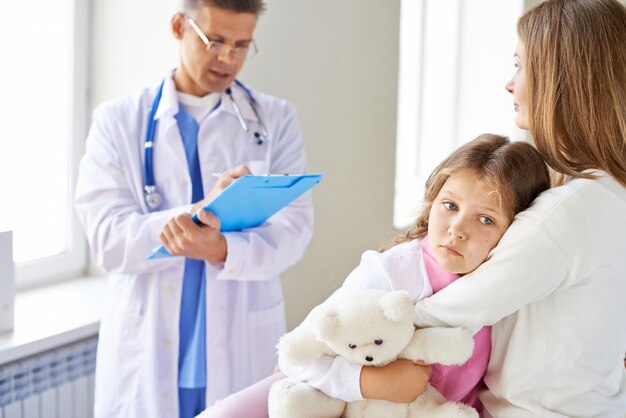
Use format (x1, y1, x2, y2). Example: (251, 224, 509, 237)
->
(75, 74, 314, 418)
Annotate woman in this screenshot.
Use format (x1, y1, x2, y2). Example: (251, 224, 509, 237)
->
(414, 0, 626, 416)
(200, 1, 626, 416)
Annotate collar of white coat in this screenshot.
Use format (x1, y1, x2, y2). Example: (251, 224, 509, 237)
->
(153, 71, 262, 126)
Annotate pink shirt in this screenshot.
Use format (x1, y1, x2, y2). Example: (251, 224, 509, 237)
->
(421, 236, 491, 411)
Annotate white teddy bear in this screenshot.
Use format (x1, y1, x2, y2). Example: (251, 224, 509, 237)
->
(268, 289, 479, 418)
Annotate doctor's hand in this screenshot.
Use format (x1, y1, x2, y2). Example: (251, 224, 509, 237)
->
(191, 164, 251, 214)
(360, 359, 431, 403)
(159, 210, 227, 262)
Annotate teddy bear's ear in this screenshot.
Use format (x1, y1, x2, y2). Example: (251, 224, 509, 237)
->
(379, 291, 414, 323)
(312, 307, 340, 342)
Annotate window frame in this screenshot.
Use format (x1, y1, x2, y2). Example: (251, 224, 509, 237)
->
(393, 0, 525, 230)
(15, 0, 90, 290)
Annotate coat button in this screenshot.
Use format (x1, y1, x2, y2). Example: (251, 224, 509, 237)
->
(165, 285, 176, 296)
(163, 392, 172, 400)
(163, 338, 173, 348)
(180, 178, 189, 186)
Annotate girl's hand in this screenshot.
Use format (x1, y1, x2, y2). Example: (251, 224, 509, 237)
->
(359, 359, 431, 403)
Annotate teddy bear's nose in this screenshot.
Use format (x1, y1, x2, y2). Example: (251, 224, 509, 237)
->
(365, 356, 373, 362)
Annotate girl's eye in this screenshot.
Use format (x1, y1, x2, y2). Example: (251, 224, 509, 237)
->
(513, 62, 519, 69)
(443, 201, 458, 211)
(479, 216, 495, 225)
(374, 339, 383, 345)
(348, 344, 357, 349)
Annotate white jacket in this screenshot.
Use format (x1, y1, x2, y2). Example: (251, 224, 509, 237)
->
(75, 74, 314, 418)
(414, 173, 626, 417)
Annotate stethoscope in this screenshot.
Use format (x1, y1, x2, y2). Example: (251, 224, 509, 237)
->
(143, 78, 268, 210)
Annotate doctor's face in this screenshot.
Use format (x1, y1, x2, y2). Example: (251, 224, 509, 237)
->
(172, 7, 257, 96)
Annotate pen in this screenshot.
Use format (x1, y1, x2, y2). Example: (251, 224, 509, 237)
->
(213, 172, 292, 178)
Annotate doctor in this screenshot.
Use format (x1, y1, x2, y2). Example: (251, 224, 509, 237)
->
(75, 1, 313, 417)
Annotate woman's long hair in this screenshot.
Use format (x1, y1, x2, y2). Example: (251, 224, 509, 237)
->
(519, 0, 626, 187)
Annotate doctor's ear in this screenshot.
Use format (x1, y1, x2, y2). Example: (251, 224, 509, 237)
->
(171, 13, 186, 40)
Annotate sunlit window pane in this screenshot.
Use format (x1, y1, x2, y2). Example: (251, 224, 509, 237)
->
(394, 0, 525, 229)
(0, 0, 72, 263)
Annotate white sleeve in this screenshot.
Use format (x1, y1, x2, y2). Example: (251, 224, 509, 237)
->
(214, 103, 314, 281)
(280, 355, 364, 402)
(75, 105, 191, 275)
(414, 217, 569, 335)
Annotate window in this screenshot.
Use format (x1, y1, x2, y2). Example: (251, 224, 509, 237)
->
(0, 0, 89, 289)
(394, 0, 525, 229)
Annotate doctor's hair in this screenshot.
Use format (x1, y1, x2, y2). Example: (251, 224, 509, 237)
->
(180, 0, 266, 16)
(381, 134, 550, 251)
(518, 0, 626, 188)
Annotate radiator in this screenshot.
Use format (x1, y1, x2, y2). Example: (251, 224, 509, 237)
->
(0, 336, 97, 418)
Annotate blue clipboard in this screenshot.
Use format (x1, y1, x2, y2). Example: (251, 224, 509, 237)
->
(147, 173, 323, 259)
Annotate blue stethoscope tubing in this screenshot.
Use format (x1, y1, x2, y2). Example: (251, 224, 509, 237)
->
(143, 78, 267, 210)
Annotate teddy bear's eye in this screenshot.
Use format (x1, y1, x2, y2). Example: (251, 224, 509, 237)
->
(348, 344, 357, 349)
(374, 339, 383, 345)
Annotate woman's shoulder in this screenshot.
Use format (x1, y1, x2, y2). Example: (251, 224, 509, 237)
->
(513, 173, 626, 261)
(519, 173, 624, 222)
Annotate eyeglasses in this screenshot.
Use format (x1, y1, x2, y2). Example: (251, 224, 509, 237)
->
(188, 18, 258, 60)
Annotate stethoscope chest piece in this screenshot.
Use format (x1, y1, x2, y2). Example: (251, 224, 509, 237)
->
(144, 185, 162, 210)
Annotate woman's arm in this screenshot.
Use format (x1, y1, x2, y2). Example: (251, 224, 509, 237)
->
(414, 214, 569, 333)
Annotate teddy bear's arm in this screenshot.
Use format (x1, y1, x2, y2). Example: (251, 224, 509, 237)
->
(399, 327, 475, 366)
(277, 324, 336, 367)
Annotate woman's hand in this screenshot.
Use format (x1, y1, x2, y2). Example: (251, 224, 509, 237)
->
(359, 359, 431, 403)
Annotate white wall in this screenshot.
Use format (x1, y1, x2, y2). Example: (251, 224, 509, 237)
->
(90, 0, 401, 328)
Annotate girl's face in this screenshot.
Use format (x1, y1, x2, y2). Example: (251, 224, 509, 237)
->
(505, 42, 529, 130)
(427, 169, 512, 274)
